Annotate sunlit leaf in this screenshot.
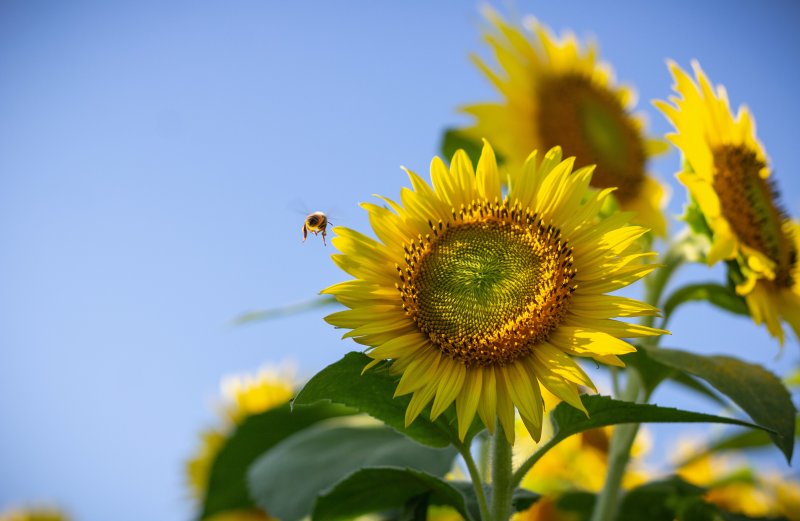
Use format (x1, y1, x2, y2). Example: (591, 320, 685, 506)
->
(295, 352, 466, 448)
(644, 347, 796, 461)
(201, 402, 352, 519)
(247, 419, 458, 521)
(313, 468, 478, 521)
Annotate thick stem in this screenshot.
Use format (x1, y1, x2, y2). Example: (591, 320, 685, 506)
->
(589, 242, 685, 521)
(588, 371, 642, 521)
(491, 423, 514, 521)
(458, 443, 491, 521)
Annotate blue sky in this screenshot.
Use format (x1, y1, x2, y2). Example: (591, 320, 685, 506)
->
(1, 2, 799, 520)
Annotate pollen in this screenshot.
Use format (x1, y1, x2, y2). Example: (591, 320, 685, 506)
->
(712, 145, 797, 287)
(397, 200, 577, 367)
(537, 74, 646, 202)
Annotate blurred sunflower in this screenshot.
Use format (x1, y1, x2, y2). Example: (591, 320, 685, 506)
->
(656, 61, 800, 344)
(677, 443, 800, 520)
(187, 367, 294, 520)
(324, 141, 665, 443)
(0, 508, 69, 521)
(462, 8, 668, 236)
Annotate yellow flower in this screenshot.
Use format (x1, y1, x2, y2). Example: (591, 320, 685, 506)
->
(324, 141, 666, 443)
(0, 508, 69, 521)
(656, 61, 800, 344)
(677, 445, 800, 520)
(462, 8, 668, 236)
(186, 367, 294, 516)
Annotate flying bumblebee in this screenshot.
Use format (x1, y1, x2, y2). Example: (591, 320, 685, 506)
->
(302, 211, 330, 246)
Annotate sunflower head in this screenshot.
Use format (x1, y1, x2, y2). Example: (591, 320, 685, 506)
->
(462, 8, 669, 236)
(0, 508, 69, 521)
(324, 141, 666, 443)
(186, 368, 294, 505)
(656, 61, 800, 343)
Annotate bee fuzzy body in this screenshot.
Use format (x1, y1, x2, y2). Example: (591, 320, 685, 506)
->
(302, 211, 330, 246)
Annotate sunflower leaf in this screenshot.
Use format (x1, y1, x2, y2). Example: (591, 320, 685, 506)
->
(513, 395, 781, 487)
(294, 352, 457, 448)
(642, 347, 796, 462)
(549, 395, 778, 443)
(440, 128, 488, 167)
(200, 402, 352, 520)
(247, 420, 458, 521)
(312, 468, 479, 521)
(662, 282, 748, 324)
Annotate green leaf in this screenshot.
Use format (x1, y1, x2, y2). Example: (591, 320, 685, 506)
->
(294, 352, 458, 448)
(201, 402, 352, 519)
(511, 488, 541, 513)
(556, 491, 595, 520)
(247, 419, 458, 521)
(513, 395, 779, 487)
(231, 296, 338, 325)
(662, 282, 748, 324)
(549, 395, 776, 442)
(312, 468, 478, 521)
(617, 476, 712, 521)
(440, 128, 487, 166)
(643, 347, 796, 462)
(680, 415, 800, 466)
(622, 348, 727, 406)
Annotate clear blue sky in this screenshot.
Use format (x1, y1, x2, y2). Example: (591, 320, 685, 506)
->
(1, 1, 799, 520)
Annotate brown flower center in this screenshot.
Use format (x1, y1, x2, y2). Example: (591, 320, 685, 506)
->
(396, 200, 576, 367)
(537, 74, 646, 203)
(713, 145, 796, 288)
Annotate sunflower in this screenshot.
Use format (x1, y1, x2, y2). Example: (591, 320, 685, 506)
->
(324, 142, 665, 443)
(462, 8, 669, 237)
(655, 61, 800, 344)
(0, 508, 69, 521)
(187, 367, 293, 520)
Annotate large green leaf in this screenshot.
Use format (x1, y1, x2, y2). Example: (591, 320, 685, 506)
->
(680, 415, 800, 466)
(644, 347, 796, 461)
(294, 352, 460, 448)
(201, 402, 352, 519)
(513, 395, 781, 486)
(662, 282, 748, 324)
(550, 395, 775, 441)
(622, 348, 726, 406)
(247, 419, 458, 521)
(617, 476, 714, 521)
(312, 467, 477, 521)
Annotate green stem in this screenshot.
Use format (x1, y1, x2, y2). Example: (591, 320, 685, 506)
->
(510, 437, 560, 488)
(491, 423, 514, 521)
(458, 443, 491, 521)
(589, 240, 686, 521)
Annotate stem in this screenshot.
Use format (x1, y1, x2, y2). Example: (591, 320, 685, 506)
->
(588, 371, 642, 521)
(458, 443, 491, 521)
(589, 241, 686, 521)
(510, 437, 560, 488)
(491, 422, 514, 521)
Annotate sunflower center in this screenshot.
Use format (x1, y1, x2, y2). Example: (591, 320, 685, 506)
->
(537, 74, 646, 202)
(713, 145, 796, 287)
(397, 201, 576, 367)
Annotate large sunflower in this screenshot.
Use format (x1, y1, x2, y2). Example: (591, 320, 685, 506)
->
(462, 9, 669, 237)
(324, 142, 665, 443)
(655, 61, 800, 344)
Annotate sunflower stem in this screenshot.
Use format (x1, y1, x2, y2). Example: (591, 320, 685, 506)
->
(490, 423, 514, 521)
(458, 443, 492, 521)
(589, 242, 685, 521)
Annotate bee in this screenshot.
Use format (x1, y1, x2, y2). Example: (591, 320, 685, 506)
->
(302, 211, 330, 246)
